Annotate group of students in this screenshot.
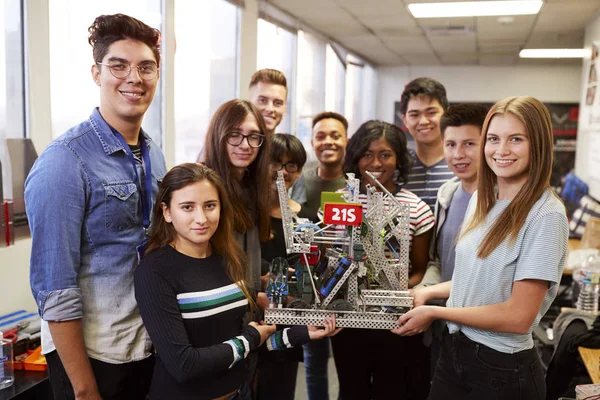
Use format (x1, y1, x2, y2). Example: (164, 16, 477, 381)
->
(23, 12, 569, 400)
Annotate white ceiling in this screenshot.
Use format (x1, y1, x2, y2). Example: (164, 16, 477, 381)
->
(266, 0, 600, 66)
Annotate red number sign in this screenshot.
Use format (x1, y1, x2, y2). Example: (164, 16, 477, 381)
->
(323, 203, 363, 226)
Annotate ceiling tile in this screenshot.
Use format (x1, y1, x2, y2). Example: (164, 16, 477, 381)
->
(337, 0, 410, 17)
(404, 53, 441, 65)
(429, 36, 477, 54)
(440, 54, 479, 65)
(360, 15, 420, 32)
(525, 31, 584, 48)
(479, 54, 518, 66)
(265, 0, 590, 66)
(381, 35, 432, 53)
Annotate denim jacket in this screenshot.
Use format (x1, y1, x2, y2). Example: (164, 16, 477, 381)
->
(25, 108, 166, 363)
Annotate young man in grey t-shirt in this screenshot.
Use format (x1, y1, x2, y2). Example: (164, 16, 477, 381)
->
(292, 112, 349, 213)
(291, 111, 348, 400)
(420, 103, 489, 286)
(417, 103, 488, 374)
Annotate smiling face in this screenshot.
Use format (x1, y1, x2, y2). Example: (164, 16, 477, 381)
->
(357, 137, 398, 192)
(443, 125, 481, 187)
(92, 39, 159, 128)
(226, 114, 262, 178)
(485, 113, 530, 193)
(311, 118, 347, 167)
(401, 95, 444, 146)
(162, 179, 220, 258)
(270, 153, 303, 193)
(249, 82, 287, 133)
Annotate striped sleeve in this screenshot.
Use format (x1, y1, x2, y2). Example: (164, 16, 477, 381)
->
(135, 264, 261, 381)
(262, 326, 310, 352)
(514, 211, 568, 285)
(223, 332, 252, 368)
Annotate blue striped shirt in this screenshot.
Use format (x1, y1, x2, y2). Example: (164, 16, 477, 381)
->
(404, 152, 455, 209)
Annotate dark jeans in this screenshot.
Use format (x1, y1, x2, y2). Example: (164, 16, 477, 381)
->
(238, 352, 258, 400)
(331, 329, 430, 400)
(430, 330, 545, 400)
(303, 337, 330, 400)
(45, 350, 154, 400)
(256, 350, 300, 400)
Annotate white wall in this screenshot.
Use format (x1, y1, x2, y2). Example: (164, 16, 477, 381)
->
(0, 239, 37, 315)
(575, 12, 600, 198)
(376, 65, 582, 123)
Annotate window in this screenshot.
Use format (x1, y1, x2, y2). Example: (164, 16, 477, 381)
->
(256, 18, 296, 134)
(361, 64, 377, 125)
(0, 0, 25, 199)
(345, 54, 376, 136)
(325, 44, 345, 115)
(345, 55, 363, 136)
(296, 30, 325, 152)
(49, 1, 163, 144)
(174, 0, 240, 164)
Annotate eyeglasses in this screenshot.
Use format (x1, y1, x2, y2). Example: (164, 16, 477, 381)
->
(270, 162, 299, 173)
(97, 62, 159, 80)
(226, 132, 265, 148)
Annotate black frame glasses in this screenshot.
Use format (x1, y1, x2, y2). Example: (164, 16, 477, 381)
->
(270, 161, 299, 173)
(226, 132, 265, 148)
(97, 62, 159, 80)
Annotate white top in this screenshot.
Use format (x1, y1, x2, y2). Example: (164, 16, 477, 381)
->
(447, 188, 568, 353)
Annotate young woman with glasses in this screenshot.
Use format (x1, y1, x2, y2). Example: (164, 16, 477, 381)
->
(200, 99, 272, 297)
(199, 99, 273, 399)
(393, 96, 569, 400)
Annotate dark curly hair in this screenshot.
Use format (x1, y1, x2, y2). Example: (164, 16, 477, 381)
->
(343, 120, 413, 187)
(88, 14, 161, 65)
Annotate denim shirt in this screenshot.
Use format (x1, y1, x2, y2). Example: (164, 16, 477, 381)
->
(25, 108, 166, 363)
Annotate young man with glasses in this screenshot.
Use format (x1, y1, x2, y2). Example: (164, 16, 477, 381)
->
(25, 14, 166, 400)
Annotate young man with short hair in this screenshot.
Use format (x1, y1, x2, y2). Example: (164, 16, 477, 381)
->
(25, 14, 166, 400)
(420, 103, 488, 286)
(248, 68, 288, 136)
(298, 112, 349, 212)
(401, 77, 455, 208)
(418, 103, 487, 375)
(291, 111, 348, 400)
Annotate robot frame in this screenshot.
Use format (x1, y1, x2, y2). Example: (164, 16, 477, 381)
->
(263, 170, 414, 330)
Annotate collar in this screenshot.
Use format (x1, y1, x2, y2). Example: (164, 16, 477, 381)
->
(88, 108, 152, 156)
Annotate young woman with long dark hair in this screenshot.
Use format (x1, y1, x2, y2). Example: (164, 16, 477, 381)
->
(135, 164, 337, 400)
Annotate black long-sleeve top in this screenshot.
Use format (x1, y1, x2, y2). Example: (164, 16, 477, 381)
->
(135, 245, 309, 400)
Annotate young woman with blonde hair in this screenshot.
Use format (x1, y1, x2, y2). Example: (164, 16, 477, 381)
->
(393, 96, 569, 400)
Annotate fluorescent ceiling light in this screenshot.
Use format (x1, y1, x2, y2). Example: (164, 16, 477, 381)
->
(408, 1, 543, 18)
(519, 49, 586, 58)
